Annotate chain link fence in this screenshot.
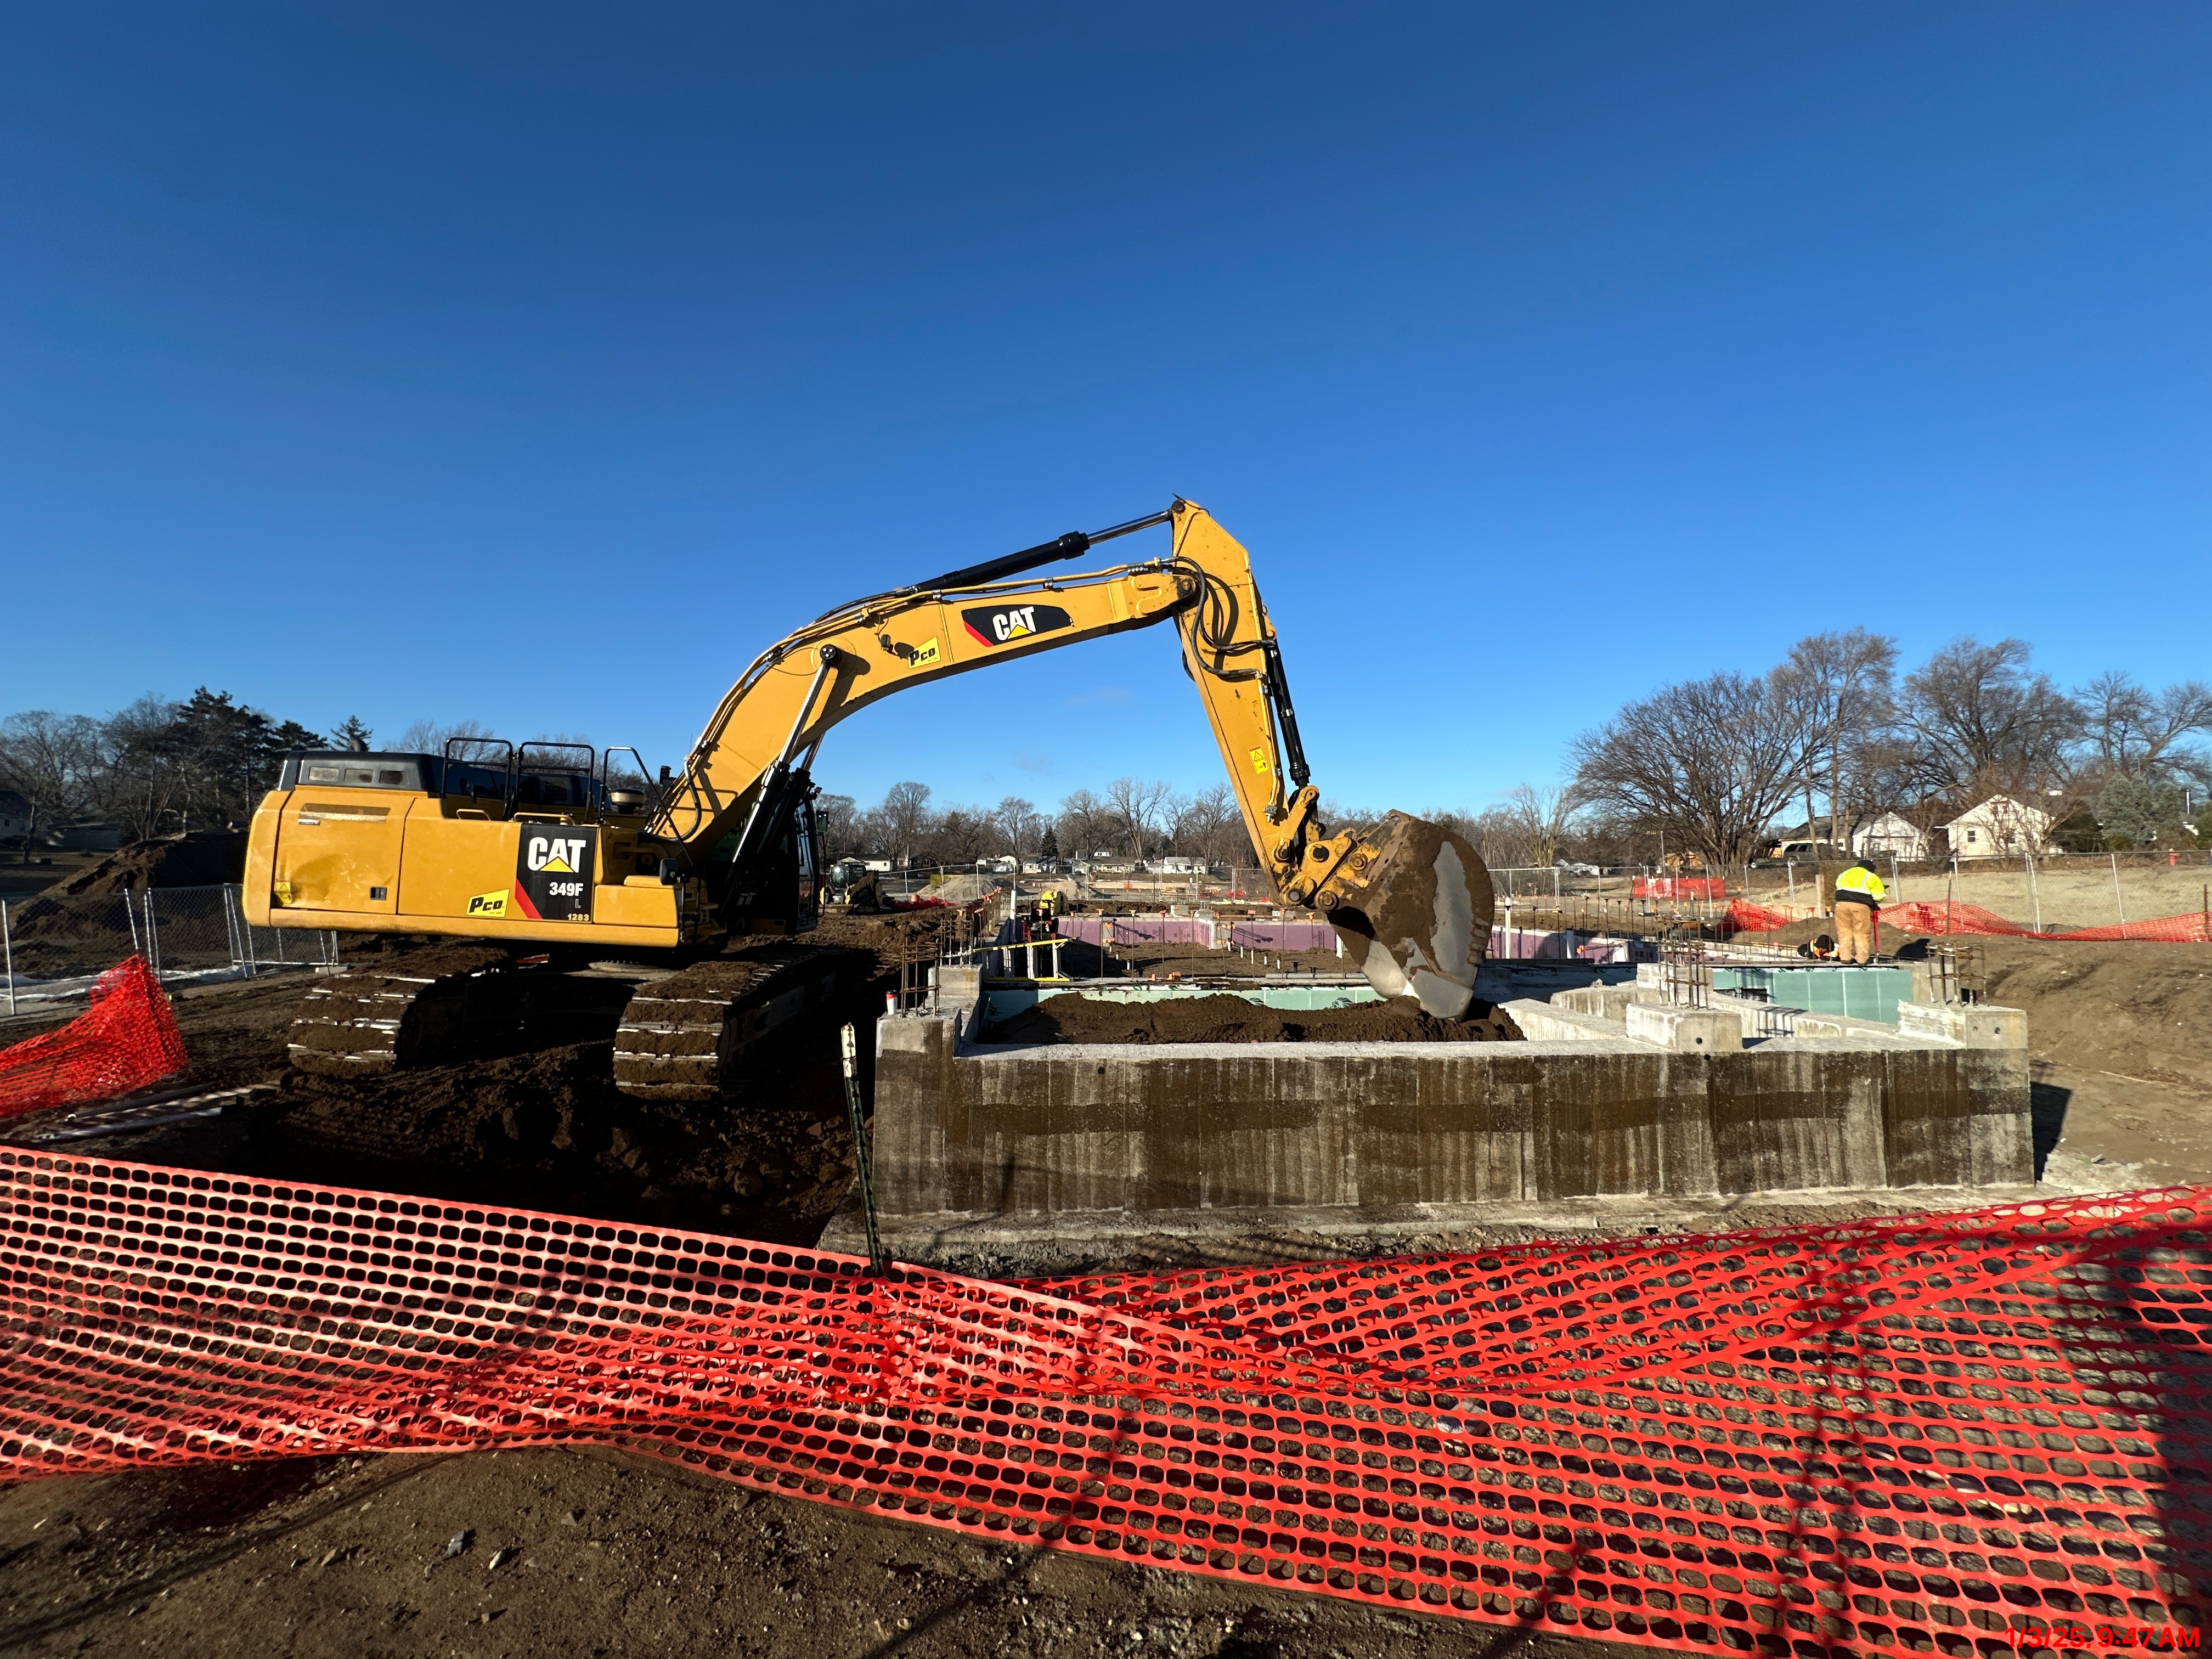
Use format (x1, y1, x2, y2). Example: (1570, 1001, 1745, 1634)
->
(0, 885, 341, 1014)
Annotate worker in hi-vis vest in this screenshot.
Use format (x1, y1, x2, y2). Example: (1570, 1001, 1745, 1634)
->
(1831, 858, 1888, 963)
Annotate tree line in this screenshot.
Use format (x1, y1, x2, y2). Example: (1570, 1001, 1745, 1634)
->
(816, 778, 1252, 871)
(0, 691, 361, 855)
(1566, 633, 2211, 871)
(15, 635, 2199, 880)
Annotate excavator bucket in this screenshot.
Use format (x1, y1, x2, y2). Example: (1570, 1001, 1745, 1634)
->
(1325, 812, 1496, 1018)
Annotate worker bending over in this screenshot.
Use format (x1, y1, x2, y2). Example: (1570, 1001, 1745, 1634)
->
(1831, 858, 1887, 963)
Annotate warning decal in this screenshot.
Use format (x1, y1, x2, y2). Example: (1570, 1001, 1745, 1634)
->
(515, 828, 596, 922)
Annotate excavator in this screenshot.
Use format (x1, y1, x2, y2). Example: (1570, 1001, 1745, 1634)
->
(243, 500, 1495, 1098)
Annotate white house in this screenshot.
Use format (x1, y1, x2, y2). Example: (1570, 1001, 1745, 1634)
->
(1850, 811, 1929, 862)
(1152, 855, 1210, 876)
(1940, 795, 2052, 859)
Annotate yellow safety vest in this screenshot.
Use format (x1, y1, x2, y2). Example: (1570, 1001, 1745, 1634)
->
(1835, 865, 1887, 902)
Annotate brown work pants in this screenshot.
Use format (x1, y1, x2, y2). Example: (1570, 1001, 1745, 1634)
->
(1834, 899, 1877, 963)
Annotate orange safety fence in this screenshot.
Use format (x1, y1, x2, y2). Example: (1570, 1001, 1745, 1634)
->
(0, 958, 187, 1119)
(1722, 899, 1801, 934)
(1724, 896, 2212, 944)
(3, 1149, 2209, 1655)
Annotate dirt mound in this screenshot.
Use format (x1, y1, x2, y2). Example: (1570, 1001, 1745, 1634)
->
(1973, 936, 2212, 1087)
(986, 990, 1523, 1045)
(807, 905, 980, 981)
(61, 830, 249, 895)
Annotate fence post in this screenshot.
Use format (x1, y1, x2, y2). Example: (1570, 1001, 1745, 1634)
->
(2111, 852, 2129, 940)
(144, 890, 162, 978)
(2, 898, 13, 1017)
(230, 884, 256, 977)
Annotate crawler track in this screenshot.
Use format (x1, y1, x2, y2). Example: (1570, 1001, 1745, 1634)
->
(613, 944, 861, 1101)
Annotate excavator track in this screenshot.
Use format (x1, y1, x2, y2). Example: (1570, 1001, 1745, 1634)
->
(286, 946, 529, 1077)
(612, 944, 861, 1101)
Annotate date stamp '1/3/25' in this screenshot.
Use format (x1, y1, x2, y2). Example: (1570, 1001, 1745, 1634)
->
(2010, 1624, 2202, 1651)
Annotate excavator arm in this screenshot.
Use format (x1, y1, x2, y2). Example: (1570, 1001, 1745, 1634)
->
(653, 499, 1493, 1015)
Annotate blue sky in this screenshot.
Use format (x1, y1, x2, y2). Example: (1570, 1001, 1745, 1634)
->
(4, 4, 2207, 819)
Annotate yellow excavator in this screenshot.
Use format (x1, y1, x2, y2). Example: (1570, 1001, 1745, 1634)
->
(244, 500, 1495, 1097)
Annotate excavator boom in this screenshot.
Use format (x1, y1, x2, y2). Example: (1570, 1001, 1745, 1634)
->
(650, 499, 1492, 1014)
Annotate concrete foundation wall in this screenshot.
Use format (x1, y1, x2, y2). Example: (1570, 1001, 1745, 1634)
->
(872, 998, 2032, 1225)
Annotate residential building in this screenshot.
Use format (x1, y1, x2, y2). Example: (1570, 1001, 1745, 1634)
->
(1850, 811, 1930, 862)
(1939, 796, 2052, 859)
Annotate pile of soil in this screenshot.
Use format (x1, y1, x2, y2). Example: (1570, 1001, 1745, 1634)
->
(1975, 936, 2212, 1088)
(61, 829, 248, 894)
(986, 990, 1523, 1045)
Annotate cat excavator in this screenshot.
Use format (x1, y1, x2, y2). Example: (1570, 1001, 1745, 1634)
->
(243, 500, 1495, 1098)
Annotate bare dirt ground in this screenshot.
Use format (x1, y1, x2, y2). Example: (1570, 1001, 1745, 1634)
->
(1, 926, 2209, 1656)
(1736, 857, 2212, 933)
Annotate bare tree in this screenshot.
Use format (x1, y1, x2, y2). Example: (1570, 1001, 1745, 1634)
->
(929, 805, 992, 866)
(2078, 672, 2212, 785)
(0, 712, 102, 861)
(1054, 789, 1119, 860)
(989, 795, 1043, 856)
(399, 718, 500, 762)
(1777, 629, 1898, 849)
(878, 780, 934, 870)
(1496, 784, 1584, 870)
(1103, 777, 1174, 860)
(1896, 638, 2080, 799)
(93, 696, 190, 843)
(1571, 670, 1816, 870)
(1167, 782, 1245, 868)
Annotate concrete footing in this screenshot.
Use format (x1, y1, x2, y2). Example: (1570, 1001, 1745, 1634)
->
(836, 969, 2034, 1273)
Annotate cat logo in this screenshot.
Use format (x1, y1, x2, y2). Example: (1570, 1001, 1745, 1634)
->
(465, 889, 509, 918)
(512, 826, 598, 923)
(960, 602, 1072, 648)
(526, 836, 589, 874)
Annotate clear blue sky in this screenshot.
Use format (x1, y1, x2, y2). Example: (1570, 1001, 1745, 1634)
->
(4, 4, 2207, 819)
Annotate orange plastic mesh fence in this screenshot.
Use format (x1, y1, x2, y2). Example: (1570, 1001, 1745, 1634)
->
(1725, 896, 2211, 944)
(3, 1150, 2209, 1656)
(1724, 899, 1802, 934)
(0, 958, 187, 1118)
(1884, 902, 2211, 945)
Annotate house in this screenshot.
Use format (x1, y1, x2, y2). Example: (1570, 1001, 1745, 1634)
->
(1939, 795, 2052, 859)
(0, 789, 28, 842)
(1850, 811, 1929, 862)
(1152, 856, 1210, 876)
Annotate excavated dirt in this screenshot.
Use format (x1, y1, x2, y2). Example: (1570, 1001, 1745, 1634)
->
(59, 829, 249, 894)
(6, 923, 2212, 1656)
(987, 990, 1523, 1045)
(1976, 935, 2212, 1087)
